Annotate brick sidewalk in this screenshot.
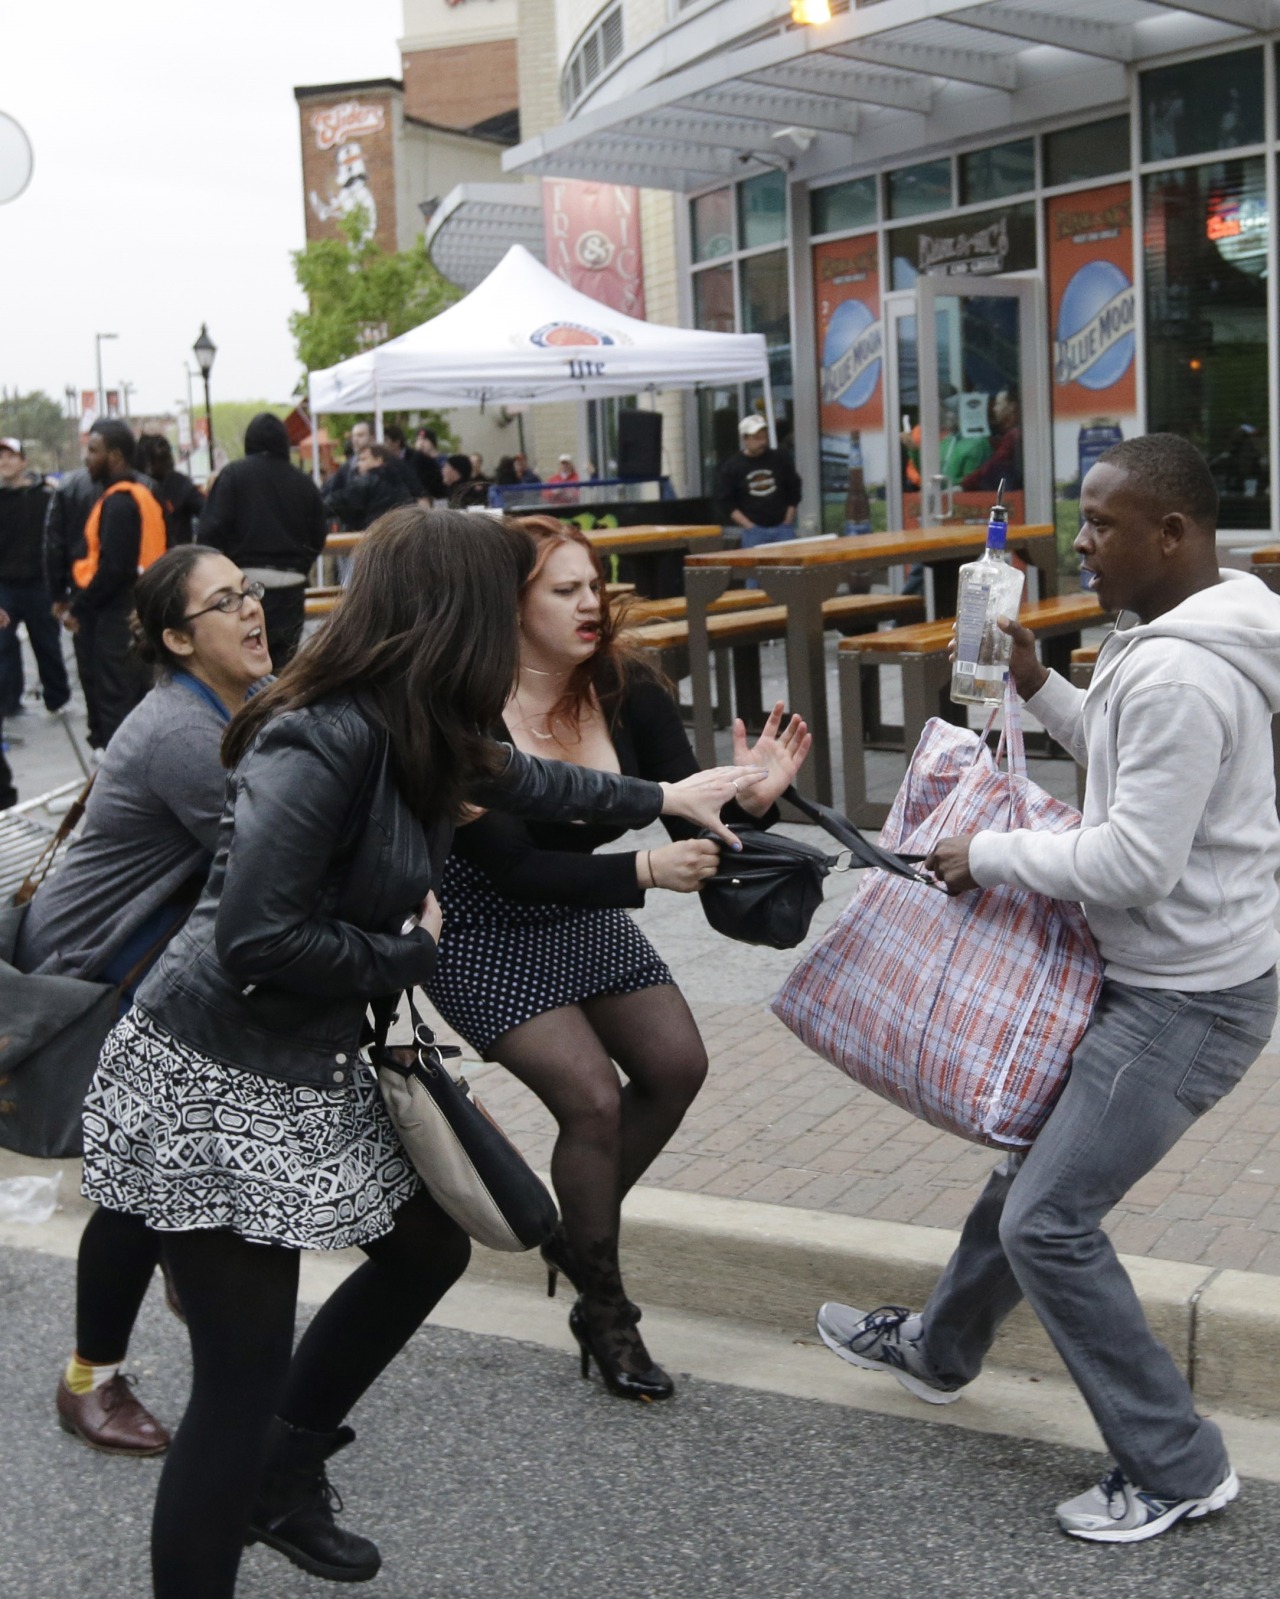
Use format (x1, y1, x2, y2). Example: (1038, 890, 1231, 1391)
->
(431, 825, 1280, 1280)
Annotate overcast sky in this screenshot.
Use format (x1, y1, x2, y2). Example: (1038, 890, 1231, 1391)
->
(2, 0, 404, 417)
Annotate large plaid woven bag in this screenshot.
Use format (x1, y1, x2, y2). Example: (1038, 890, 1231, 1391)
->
(772, 685, 1102, 1149)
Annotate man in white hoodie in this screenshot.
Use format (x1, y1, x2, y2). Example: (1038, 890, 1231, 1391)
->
(816, 434, 1280, 1542)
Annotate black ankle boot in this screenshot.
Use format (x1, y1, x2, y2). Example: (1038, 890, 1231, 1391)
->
(247, 1417, 381, 1583)
(570, 1294, 675, 1402)
(541, 1224, 640, 1320)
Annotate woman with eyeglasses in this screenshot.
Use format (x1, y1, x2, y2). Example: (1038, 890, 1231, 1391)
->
(18, 544, 272, 1460)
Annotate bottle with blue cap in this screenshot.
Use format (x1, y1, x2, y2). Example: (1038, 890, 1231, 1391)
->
(950, 480, 1025, 706)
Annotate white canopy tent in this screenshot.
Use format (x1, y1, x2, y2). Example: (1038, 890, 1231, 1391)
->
(306, 243, 773, 472)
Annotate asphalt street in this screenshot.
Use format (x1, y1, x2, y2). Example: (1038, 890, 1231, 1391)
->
(5, 1245, 1279, 1599)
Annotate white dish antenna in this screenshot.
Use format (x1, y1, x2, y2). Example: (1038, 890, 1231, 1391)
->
(0, 113, 33, 204)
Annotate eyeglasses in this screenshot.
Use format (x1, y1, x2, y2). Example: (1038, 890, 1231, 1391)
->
(184, 581, 266, 622)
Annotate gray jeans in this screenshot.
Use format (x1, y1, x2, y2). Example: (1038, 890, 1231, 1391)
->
(919, 971, 1277, 1498)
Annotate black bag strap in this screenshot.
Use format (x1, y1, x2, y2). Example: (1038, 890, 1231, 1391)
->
(371, 991, 462, 1064)
(780, 785, 941, 889)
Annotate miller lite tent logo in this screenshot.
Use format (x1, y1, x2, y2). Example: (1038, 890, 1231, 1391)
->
(530, 322, 616, 349)
(1054, 260, 1135, 390)
(820, 298, 882, 411)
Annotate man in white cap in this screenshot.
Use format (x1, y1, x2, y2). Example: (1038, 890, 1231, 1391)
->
(547, 453, 580, 505)
(718, 415, 801, 552)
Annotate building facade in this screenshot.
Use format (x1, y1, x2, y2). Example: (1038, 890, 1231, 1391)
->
(503, 1, 1280, 549)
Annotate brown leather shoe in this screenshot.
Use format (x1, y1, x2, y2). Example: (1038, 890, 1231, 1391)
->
(56, 1375, 170, 1456)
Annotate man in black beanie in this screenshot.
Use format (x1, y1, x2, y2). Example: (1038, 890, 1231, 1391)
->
(198, 413, 328, 666)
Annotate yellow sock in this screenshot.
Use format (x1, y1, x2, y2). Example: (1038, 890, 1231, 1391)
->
(64, 1354, 120, 1395)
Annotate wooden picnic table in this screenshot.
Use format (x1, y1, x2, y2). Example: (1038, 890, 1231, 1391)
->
(584, 524, 723, 558)
(683, 523, 1058, 804)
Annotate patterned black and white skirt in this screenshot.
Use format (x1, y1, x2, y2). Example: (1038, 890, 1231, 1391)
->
(426, 856, 674, 1058)
(82, 1006, 421, 1251)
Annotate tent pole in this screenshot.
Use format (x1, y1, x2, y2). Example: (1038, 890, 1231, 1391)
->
(762, 367, 778, 449)
(307, 375, 321, 486)
(374, 377, 383, 443)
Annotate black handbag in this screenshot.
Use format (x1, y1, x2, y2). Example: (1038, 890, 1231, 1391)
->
(373, 994, 558, 1252)
(699, 785, 938, 950)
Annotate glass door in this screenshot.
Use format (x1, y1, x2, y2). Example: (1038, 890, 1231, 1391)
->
(882, 296, 922, 530)
(914, 275, 1050, 530)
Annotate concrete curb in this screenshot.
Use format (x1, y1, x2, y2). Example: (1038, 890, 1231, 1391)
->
(466, 1185, 1280, 1420)
(2, 1151, 1277, 1417)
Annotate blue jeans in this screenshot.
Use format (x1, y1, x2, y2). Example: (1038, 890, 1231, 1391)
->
(919, 971, 1278, 1497)
(0, 580, 71, 715)
(739, 523, 795, 587)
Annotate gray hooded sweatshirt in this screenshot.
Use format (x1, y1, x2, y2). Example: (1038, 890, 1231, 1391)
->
(969, 568, 1280, 991)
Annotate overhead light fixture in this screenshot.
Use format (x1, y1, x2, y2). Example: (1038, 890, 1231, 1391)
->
(791, 0, 832, 23)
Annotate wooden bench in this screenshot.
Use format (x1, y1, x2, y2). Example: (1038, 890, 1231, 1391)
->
(625, 592, 924, 728)
(838, 593, 1111, 826)
(1250, 547, 1280, 597)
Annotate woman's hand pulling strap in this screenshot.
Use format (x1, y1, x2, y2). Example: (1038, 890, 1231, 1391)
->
(659, 766, 765, 849)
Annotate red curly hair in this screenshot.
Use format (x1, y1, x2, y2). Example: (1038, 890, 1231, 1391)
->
(506, 514, 652, 734)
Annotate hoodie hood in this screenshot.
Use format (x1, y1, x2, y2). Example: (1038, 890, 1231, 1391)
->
(244, 413, 290, 460)
(1108, 568, 1280, 713)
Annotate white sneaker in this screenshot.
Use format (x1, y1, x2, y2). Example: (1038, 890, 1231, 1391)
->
(815, 1302, 963, 1406)
(1056, 1465, 1239, 1543)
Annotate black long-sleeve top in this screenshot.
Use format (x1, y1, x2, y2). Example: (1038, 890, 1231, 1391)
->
(451, 669, 773, 908)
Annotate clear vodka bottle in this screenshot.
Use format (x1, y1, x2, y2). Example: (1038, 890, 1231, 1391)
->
(950, 484, 1025, 706)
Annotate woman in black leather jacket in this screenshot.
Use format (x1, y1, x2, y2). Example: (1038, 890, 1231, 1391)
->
(80, 508, 760, 1599)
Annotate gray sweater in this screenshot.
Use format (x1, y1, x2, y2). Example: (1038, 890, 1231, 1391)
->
(18, 677, 231, 980)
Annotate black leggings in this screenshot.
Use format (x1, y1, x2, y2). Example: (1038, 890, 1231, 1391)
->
(151, 1187, 470, 1599)
(75, 1205, 163, 1364)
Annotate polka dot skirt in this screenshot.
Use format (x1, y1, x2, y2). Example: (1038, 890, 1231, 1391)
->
(425, 856, 673, 1057)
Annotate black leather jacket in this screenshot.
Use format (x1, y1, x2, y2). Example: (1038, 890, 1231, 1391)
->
(135, 695, 663, 1087)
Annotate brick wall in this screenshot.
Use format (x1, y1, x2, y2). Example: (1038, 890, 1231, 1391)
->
(402, 41, 518, 130)
(298, 88, 402, 252)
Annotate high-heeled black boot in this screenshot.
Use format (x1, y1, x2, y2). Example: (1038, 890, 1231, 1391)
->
(569, 1296, 675, 1402)
(542, 1224, 640, 1321)
(246, 1417, 381, 1582)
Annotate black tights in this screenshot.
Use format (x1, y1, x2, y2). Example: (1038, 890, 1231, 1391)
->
(491, 984, 707, 1292)
(75, 1205, 163, 1363)
(151, 1187, 470, 1599)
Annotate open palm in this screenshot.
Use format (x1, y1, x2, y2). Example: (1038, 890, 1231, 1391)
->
(730, 701, 811, 816)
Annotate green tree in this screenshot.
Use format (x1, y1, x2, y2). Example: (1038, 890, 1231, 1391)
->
(289, 207, 457, 444)
(205, 401, 291, 462)
(0, 390, 77, 471)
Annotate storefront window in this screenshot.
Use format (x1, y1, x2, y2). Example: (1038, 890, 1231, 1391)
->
(811, 176, 878, 237)
(741, 250, 794, 448)
(698, 388, 740, 499)
(1144, 157, 1270, 527)
(691, 188, 734, 262)
(960, 140, 1035, 206)
(1142, 49, 1264, 162)
(886, 158, 953, 220)
(1044, 115, 1130, 187)
(693, 263, 734, 333)
(738, 170, 788, 250)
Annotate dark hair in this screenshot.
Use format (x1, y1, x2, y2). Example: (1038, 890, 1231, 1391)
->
(222, 508, 534, 823)
(509, 515, 652, 734)
(130, 544, 224, 670)
(89, 418, 136, 466)
(416, 427, 437, 448)
(361, 442, 391, 465)
(1098, 433, 1219, 527)
(445, 453, 473, 482)
(494, 455, 520, 486)
(137, 433, 175, 479)
(383, 423, 406, 447)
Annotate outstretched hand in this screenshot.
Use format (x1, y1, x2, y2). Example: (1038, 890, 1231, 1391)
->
(730, 701, 811, 816)
(659, 765, 766, 849)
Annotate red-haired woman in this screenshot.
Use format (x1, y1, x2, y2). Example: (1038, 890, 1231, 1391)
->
(426, 517, 808, 1400)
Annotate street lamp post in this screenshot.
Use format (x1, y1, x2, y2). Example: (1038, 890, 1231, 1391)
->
(192, 323, 217, 471)
(94, 332, 117, 418)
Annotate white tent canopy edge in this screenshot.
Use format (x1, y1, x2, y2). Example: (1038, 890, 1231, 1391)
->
(306, 244, 774, 478)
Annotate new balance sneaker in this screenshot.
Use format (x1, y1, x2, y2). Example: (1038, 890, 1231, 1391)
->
(1056, 1465, 1240, 1543)
(815, 1302, 963, 1405)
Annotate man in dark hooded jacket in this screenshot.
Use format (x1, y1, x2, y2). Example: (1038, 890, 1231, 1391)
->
(198, 413, 328, 666)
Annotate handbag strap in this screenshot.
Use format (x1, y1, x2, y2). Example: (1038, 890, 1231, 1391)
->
(13, 772, 97, 907)
(780, 786, 941, 886)
(371, 991, 462, 1065)
(991, 678, 1027, 779)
